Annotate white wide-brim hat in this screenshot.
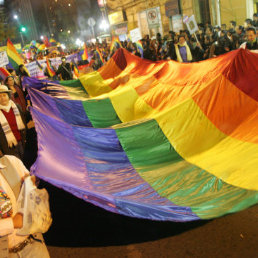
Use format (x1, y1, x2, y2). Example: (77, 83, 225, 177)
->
(0, 85, 12, 93)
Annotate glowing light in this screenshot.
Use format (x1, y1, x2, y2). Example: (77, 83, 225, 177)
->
(75, 38, 83, 47)
(40, 35, 44, 40)
(14, 15, 18, 20)
(61, 44, 66, 49)
(99, 20, 109, 31)
(68, 30, 71, 34)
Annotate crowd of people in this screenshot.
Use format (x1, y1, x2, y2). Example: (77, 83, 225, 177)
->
(120, 16, 258, 62)
(15, 14, 258, 79)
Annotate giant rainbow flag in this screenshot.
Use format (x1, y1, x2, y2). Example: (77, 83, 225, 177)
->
(24, 48, 258, 222)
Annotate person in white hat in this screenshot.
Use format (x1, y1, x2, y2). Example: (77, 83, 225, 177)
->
(0, 85, 26, 160)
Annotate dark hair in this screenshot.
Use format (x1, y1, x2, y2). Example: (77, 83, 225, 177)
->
(7, 68, 15, 74)
(246, 27, 256, 34)
(4, 76, 14, 85)
(230, 21, 236, 27)
(237, 25, 244, 32)
(245, 18, 253, 25)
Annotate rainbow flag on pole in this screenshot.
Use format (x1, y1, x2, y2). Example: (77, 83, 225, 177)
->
(82, 43, 88, 61)
(110, 36, 122, 53)
(46, 59, 56, 77)
(7, 39, 24, 70)
(73, 64, 79, 78)
(96, 47, 104, 64)
(136, 40, 143, 58)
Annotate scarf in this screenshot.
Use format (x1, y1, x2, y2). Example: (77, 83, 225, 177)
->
(175, 41, 192, 63)
(0, 100, 25, 146)
(0, 186, 13, 218)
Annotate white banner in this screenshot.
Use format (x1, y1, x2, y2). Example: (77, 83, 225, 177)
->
(130, 28, 142, 43)
(146, 8, 159, 25)
(184, 15, 198, 35)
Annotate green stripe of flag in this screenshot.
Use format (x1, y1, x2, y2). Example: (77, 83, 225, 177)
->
(115, 119, 258, 219)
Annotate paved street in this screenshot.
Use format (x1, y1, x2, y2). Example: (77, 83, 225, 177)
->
(42, 182, 258, 258)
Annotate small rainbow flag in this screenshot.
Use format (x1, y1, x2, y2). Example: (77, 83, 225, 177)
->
(43, 36, 51, 47)
(7, 39, 24, 70)
(82, 43, 88, 61)
(46, 59, 56, 77)
(0, 67, 11, 81)
(50, 38, 57, 46)
(110, 36, 122, 53)
(136, 40, 143, 58)
(74, 65, 79, 78)
(96, 47, 104, 64)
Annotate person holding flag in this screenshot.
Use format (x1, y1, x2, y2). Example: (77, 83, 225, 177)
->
(92, 47, 104, 70)
(78, 43, 89, 66)
(56, 57, 73, 80)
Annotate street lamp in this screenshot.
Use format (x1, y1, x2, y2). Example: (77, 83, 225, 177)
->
(19, 26, 27, 46)
(21, 26, 26, 33)
(99, 19, 109, 31)
(13, 15, 26, 46)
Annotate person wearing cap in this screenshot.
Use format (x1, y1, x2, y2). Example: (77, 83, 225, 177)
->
(56, 56, 73, 80)
(0, 85, 26, 160)
(0, 153, 50, 257)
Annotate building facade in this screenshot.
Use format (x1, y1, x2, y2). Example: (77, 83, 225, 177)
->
(106, 0, 258, 39)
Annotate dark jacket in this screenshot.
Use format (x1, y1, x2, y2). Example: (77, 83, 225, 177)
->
(56, 63, 73, 80)
(0, 104, 26, 156)
(246, 38, 258, 50)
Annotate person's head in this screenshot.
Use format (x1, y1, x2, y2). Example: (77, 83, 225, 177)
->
(169, 30, 175, 39)
(220, 30, 227, 37)
(0, 85, 11, 106)
(214, 25, 221, 32)
(253, 13, 258, 22)
(205, 26, 213, 35)
(221, 24, 227, 30)
(178, 35, 186, 45)
(61, 57, 66, 64)
(246, 27, 256, 42)
(7, 69, 16, 77)
(230, 21, 236, 29)
(227, 29, 234, 39)
(244, 18, 253, 28)
(236, 25, 244, 35)
(5, 76, 15, 87)
(19, 64, 25, 73)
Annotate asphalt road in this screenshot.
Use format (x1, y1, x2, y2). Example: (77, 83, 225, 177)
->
(40, 182, 258, 258)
